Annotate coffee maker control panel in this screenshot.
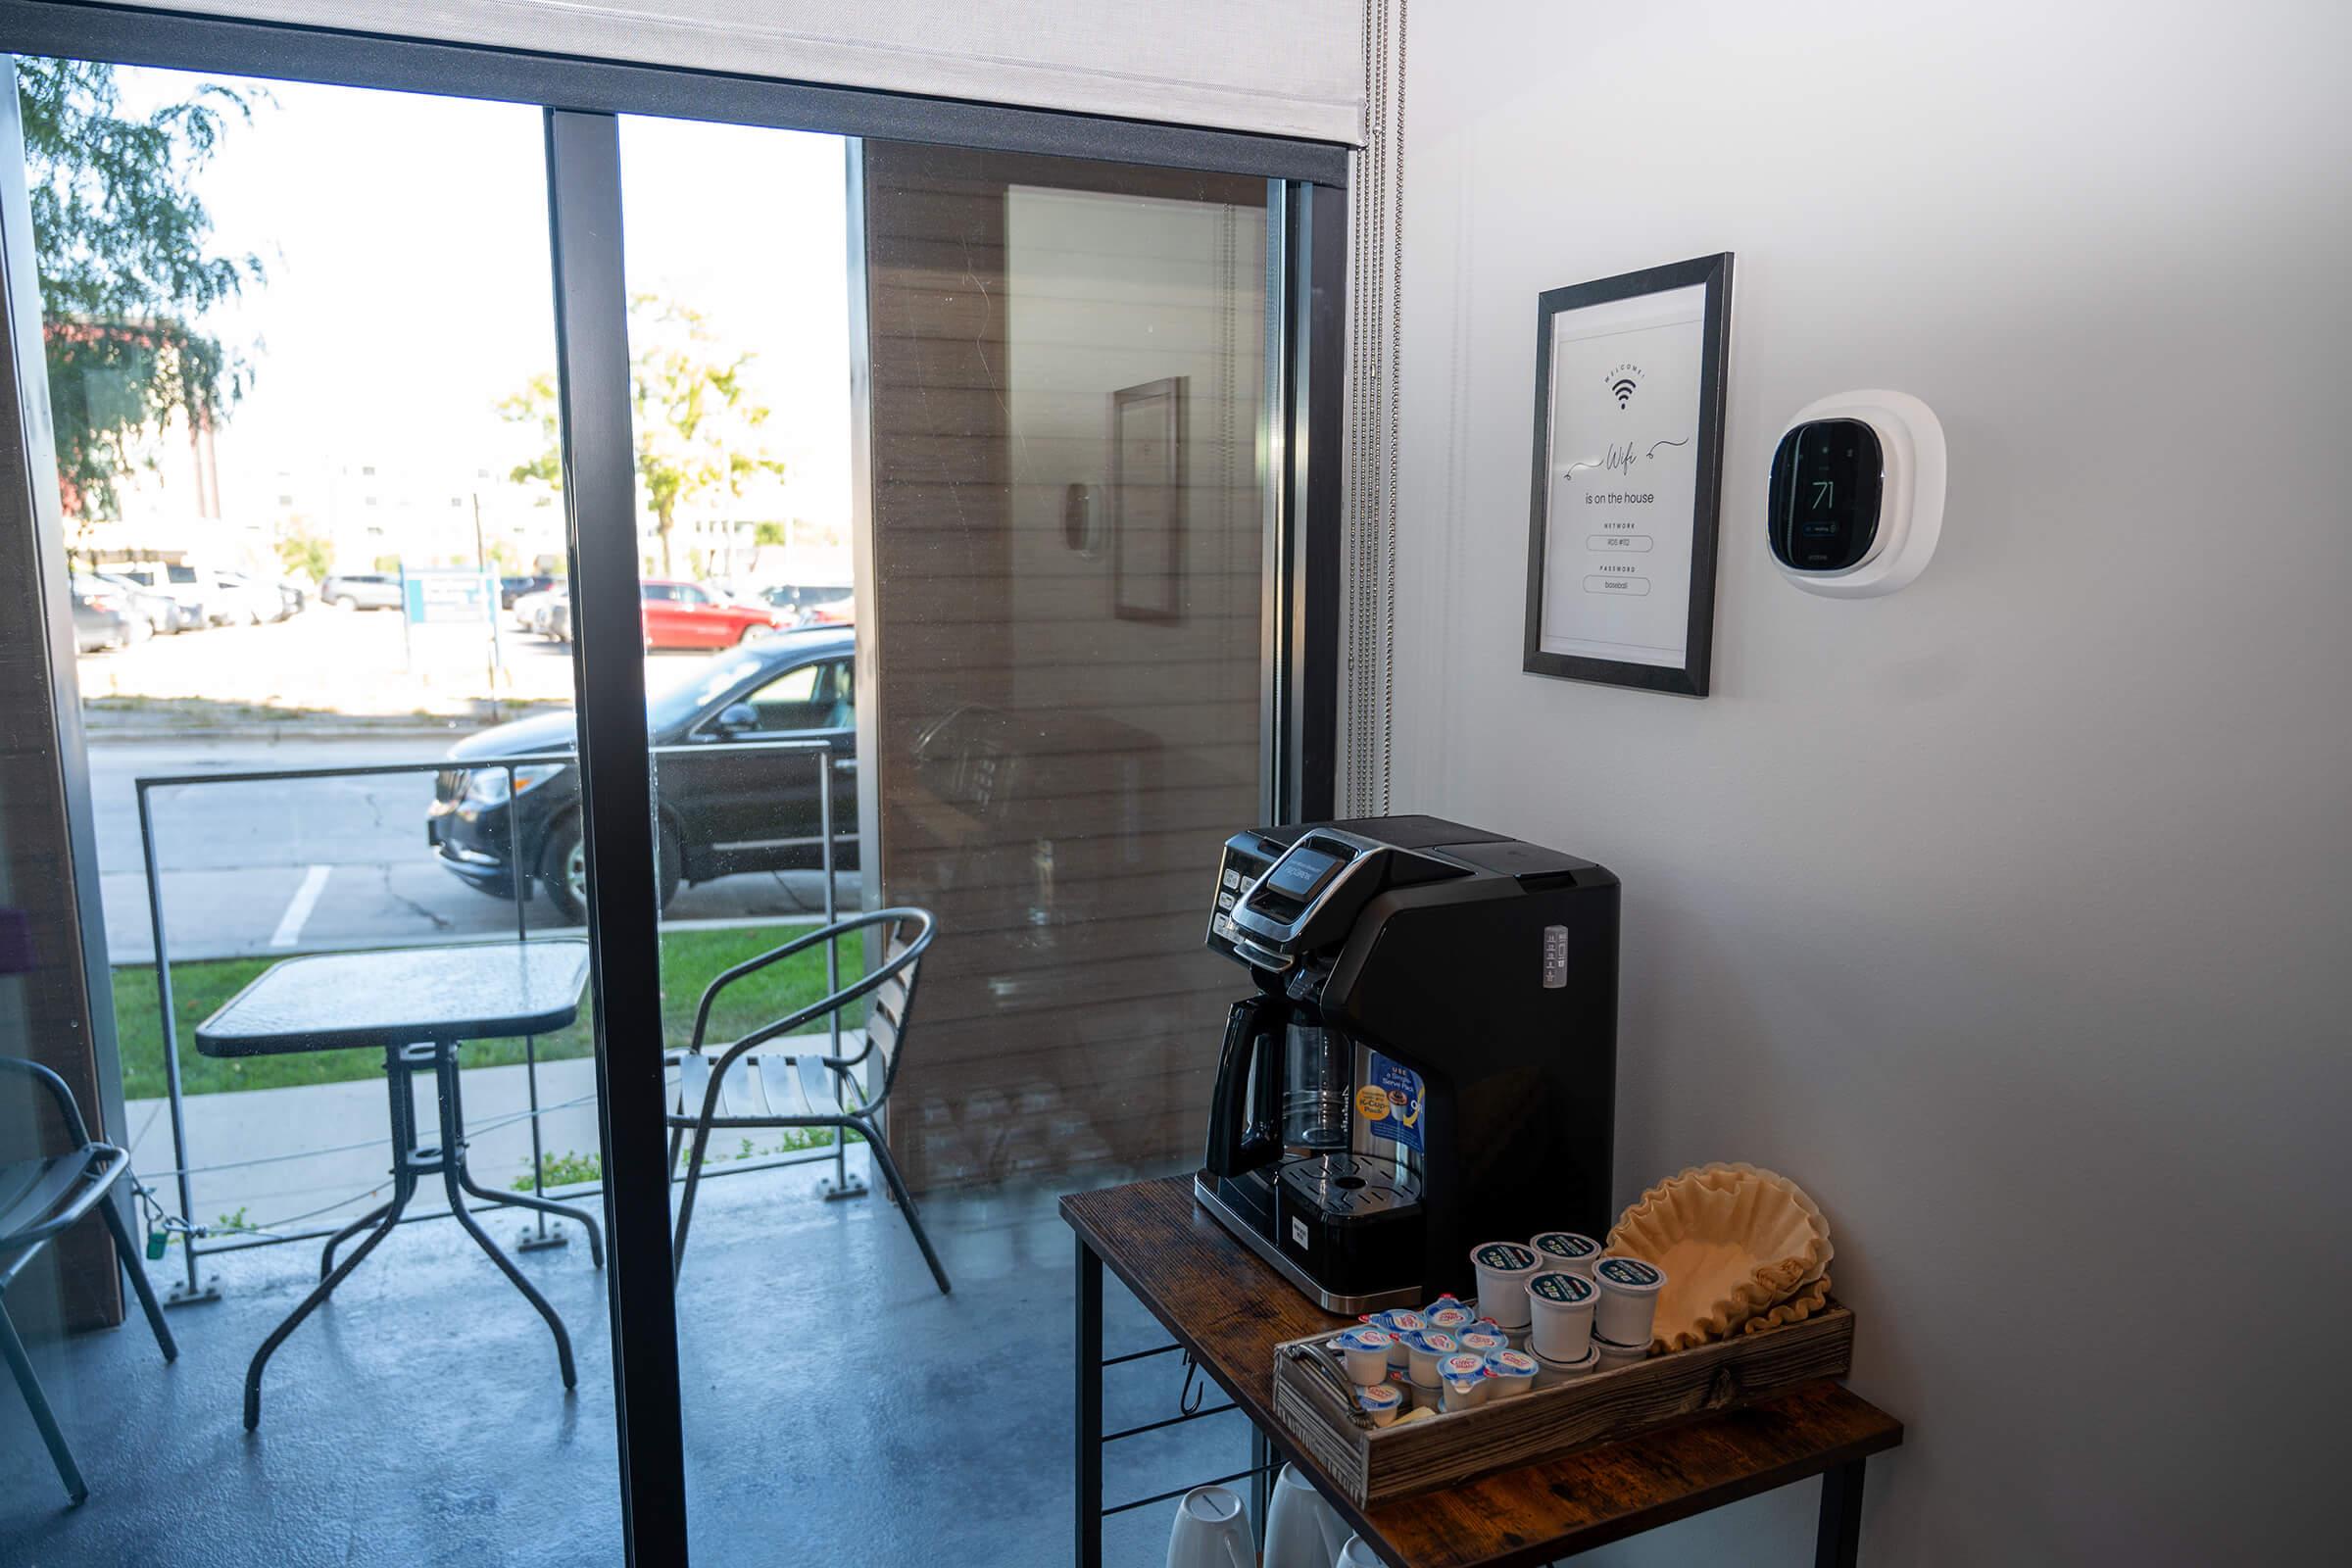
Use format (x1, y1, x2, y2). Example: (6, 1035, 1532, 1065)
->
(1209, 829, 1384, 968)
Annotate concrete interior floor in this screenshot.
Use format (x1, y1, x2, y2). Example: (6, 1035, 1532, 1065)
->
(0, 1150, 1245, 1566)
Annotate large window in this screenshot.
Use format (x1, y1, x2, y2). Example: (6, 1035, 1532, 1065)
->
(0, 22, 1340, 1567)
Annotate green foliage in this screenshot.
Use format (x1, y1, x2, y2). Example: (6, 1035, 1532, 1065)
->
(752, 520, 789, 548)
(514, 1149, 606, 1191)
(502, 294, 786, 575)
(16, 58, 266, 518)
(512, 1129, 845, 1194)
(274, 525, 333, 582)
(370, 553, 403, 573)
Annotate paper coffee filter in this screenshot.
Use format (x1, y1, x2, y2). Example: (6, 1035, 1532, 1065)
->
(1741, 1270, 1831, 1335)
(1603, 1162, 1834, 1351)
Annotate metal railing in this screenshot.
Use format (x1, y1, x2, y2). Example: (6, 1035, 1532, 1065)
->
(131, 737, 857, 1302)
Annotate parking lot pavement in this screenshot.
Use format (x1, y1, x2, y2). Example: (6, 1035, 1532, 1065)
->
(77, 597, 579, 718)
(88, 735, 852, 962)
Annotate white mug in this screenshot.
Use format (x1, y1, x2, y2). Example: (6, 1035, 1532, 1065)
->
(1337, 1534, 1387, 1567)
(1167, 1484, 1254, 1568)
(1263, 1462, 1352, 1568)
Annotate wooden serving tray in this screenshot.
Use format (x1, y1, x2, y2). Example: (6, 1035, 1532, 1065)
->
(1271, 1305, 1855, 1507)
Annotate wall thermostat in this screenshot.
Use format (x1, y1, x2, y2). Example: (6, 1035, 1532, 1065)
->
(1767, 389, 1945, 597)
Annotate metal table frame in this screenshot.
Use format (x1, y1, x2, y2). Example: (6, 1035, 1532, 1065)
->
(241, 1036, 606, 1428)
(193, 941, 604, 1428)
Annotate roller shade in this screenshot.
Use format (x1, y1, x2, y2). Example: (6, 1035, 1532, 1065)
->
(117, 0, 1366, 144)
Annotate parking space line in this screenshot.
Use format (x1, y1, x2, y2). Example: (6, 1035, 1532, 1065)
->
(269, 863, 333, 949)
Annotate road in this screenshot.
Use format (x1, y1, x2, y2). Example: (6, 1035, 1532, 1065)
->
(90, 736, 851, 963)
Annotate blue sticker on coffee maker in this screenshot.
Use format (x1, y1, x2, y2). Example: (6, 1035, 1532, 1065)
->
(1364, 1054, 1425, 1152)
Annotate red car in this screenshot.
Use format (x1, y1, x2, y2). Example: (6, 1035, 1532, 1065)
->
(640, 579, 790, 650)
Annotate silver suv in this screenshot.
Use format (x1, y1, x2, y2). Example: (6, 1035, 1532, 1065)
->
(318, 571, 404, 612)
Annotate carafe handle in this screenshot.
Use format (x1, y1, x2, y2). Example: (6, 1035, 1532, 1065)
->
(1203, 997, 1280, 1179)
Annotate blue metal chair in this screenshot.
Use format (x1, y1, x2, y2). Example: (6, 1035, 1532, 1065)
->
(0, 1055, 177, 1504)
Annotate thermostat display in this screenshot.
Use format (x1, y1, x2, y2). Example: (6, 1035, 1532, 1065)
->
(1766, 390, 1945, 598)
(1769, 418, 1883, 571)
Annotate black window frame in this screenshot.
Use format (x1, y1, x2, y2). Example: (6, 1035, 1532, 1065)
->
(0, 4, 1348, 1561)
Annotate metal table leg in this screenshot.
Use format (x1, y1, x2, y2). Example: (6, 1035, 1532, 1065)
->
(426, 1044, 578, 1389)
(1077, 1233, 1103, 1568)
(441, 1043, 606, 1267)
(244, 1045, 422, 1429)
(1250, 1425, 1272, 1551)
(1814, 1457, 1867, 1568)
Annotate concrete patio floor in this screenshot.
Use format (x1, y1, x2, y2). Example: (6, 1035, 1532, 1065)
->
(0, 1151, 1242, 1567)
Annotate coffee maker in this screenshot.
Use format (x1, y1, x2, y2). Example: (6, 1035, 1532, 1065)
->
(1197, 815, 1618, 1312)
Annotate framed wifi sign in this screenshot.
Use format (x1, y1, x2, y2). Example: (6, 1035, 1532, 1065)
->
(1523, 253, 1733, 697)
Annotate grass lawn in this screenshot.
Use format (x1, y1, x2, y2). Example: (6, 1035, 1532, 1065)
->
(113, 924, 840, 1100)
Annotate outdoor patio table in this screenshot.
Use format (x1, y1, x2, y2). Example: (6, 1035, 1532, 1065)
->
(194, 938, 602, 1429)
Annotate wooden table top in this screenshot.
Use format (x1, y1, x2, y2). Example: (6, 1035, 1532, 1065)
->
(1061, 1174, 1902, 1568)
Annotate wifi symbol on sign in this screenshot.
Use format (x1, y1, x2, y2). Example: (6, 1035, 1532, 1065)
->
(1610, 378, 1639, 409)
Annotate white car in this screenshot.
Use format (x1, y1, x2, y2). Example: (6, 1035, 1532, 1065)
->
(209, 570, 293, 624)
(514, 583, 568, 636)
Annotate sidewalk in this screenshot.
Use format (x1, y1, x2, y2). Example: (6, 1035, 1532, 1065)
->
(121, 1036, 866, 1250)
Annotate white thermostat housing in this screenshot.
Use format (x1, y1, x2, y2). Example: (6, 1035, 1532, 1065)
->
(1765, 389, 1946, 598)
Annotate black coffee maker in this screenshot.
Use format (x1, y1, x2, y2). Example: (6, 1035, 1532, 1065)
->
(1197, 815, 1618, 1312)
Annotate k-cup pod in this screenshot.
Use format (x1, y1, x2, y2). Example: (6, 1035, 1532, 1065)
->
(1353, 1381, 1402, 1427)
(1592, 1255, 1667, 1348)
(1483, 1348, 1539, 1398)
(1335, 1326, 1395, 1387)
(1525, 1269, 1598, 1363)
(1440, 1370, 1488, 1413)
(1398, 1329, 1458, 1388)
(1592, 1335, 1649, 1371)
(1533, 1346, 1598, 1388)
(1468, 1242, 1542, 1328)
(1455, 1327, 1510, 1360)
(1531, 1230, 1602, 1277)
(1370, 1309, 1426, 1369)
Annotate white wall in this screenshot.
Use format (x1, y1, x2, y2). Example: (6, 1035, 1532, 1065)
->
(1392, 2, 2349, 1560)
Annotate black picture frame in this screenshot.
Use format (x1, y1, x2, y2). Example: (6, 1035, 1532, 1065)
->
(1110, 375, 1187, 623)
(1523, 252, 1732, 697)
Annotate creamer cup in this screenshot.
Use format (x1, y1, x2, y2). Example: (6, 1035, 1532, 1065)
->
(1468, 1242, 1541, 1328)
(1398, 1329, 1458, 1388)
(1533, 1346, 1597, 1388)
(1524, 1269, 1598, 1363)
(1440, 1370, 1488, 1413)
(1483, 1348, 1539, 1398)
(1353, 1380, 1403, 1427)
(1530, 1230, 1602, 1277)
(1369, 1309, 1426, 1369)
(1424, 1302, 1475, 1335)
(1335, 1326, 1395, 1386)
(1592, 1255, 1667, 1348)
(1455, 1327, 1509, 1359)
(1592, 1335, 1648, 1371)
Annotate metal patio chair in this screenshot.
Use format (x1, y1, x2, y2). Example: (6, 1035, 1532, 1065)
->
(663, 906, 950, 1295)
(0, 1056, 177, 1505)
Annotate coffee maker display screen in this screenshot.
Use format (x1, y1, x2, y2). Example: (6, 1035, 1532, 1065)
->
(1266, 846, 1346, 901)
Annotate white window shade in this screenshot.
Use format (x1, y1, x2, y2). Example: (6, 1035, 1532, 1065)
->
(118, 0, 1366, 144)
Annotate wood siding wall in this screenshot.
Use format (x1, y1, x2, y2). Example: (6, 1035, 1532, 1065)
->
(861, 144, 1268, 1193)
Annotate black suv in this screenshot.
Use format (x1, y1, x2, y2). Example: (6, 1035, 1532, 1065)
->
(427, 626, 858, 918)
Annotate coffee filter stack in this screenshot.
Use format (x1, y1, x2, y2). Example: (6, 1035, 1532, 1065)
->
(1602, 1162, 1834, 1352)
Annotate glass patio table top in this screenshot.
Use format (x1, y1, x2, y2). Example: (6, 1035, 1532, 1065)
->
(194, 939, 592, 1055)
